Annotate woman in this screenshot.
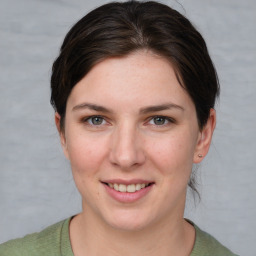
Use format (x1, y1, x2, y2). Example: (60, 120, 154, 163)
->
(0, 1, 238, 255)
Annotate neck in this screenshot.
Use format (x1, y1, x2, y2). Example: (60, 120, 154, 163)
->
(69, 206, 195, 256)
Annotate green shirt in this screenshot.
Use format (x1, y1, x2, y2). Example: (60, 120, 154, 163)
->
(0, 218, 238, 255)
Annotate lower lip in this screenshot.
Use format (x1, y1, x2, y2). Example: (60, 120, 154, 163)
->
(102, 183, 154, 203)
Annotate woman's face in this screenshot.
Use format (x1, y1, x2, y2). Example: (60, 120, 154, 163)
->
(57, 51, 214, 231)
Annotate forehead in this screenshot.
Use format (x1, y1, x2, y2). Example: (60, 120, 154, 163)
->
(67, 51, 193, 112)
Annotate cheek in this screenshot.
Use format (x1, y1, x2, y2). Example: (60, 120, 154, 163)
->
(66, 133, 108, 176)
(65, 134, 109, 200)
(147, 132, 196, 175)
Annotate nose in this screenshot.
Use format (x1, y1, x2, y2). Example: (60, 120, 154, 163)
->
(109, 123, 146, 169)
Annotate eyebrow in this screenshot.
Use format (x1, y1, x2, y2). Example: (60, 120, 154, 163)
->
(139, 103, 184, 114)
(72, 103, 113, 113)
(73, 102, 184, 114)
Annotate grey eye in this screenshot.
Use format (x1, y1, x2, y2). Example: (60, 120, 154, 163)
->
(90, 116, 104, 125)
(153, 116, 167, 125)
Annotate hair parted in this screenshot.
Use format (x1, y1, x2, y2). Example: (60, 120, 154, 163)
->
(50, 0, 220, 197)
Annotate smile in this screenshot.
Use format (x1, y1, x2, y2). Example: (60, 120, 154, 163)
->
(102, 179, 155, 203)
(107, 183, 152, 193)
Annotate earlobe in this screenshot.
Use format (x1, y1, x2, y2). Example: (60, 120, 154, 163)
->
(193, 108, 216, 163)
(55, 112, 69, 160)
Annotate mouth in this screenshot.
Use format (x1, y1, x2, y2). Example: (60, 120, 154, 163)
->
(103, 182, 154, 193)
(101, 180, 155, 203)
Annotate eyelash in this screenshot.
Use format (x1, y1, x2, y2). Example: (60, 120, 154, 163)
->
(82, 115, 107, 126)
(147, 116, 175, 126)
(82, 115, 175, 127)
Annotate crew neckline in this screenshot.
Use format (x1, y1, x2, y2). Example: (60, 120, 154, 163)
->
(60, 216, 200, 256)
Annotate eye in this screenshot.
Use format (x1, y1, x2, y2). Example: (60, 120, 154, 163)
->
(86, 116, 106, 126)
(148, 116, 173, 126)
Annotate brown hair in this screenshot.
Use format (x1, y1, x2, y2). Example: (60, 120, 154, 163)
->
(50, 0, 220, 196)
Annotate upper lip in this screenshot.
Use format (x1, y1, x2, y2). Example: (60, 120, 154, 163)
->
(101, 179, 154, 185)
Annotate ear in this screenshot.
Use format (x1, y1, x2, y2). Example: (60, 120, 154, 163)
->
(55, 112, 69, 160)
(193, 108, 216, 163)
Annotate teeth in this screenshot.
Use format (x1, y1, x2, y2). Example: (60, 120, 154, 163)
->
(135, 184, 141, 191)
(119, 184, 126, 192)
(108, 183, 150, 193)
(113, 183, 119, 191)
(127, 184, 135, 193)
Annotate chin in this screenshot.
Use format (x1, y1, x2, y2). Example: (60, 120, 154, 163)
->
(103, 208, 156, 232)
(109, 219, 149, 232)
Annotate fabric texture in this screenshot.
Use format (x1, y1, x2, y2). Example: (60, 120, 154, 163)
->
(0, 217, 238, 256)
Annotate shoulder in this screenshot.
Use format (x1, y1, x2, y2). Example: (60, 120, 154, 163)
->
(191, 222, 239, 256)
(0, 218, 70, 256)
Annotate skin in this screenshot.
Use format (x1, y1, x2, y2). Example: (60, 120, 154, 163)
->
(55, 51, 216, 256)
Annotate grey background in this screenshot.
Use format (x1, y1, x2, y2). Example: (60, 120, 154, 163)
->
(0, 0, 255, 255)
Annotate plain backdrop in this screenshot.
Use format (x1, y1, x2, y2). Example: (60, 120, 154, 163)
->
(0, 0, 255, 255)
